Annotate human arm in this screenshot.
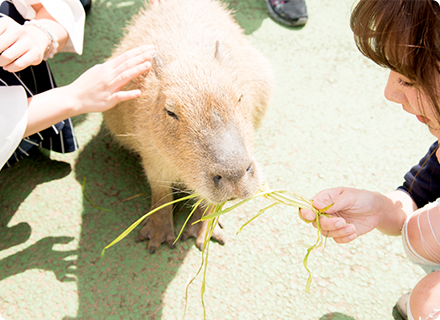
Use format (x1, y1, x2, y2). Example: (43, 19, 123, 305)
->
(300, 187, 417, 243)
(23, 45, 155, 137)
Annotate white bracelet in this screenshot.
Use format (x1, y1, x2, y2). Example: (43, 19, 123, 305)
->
(24, 19, 59, 60)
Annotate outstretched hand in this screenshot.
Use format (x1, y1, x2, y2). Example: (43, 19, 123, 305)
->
(300, 187, 386, 243)
(67, 45, 155, 115)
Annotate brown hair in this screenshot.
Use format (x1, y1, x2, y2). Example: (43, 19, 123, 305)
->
(350, 0, 440, 119)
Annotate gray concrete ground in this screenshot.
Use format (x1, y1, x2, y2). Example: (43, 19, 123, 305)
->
(0, 0, 434, 319)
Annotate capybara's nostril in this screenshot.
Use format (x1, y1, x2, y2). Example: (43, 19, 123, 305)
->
(213, 175, 222, 186)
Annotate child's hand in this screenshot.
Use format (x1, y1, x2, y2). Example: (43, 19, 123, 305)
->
(66, 45, 156, 114)
(300, 187, 385, 243)
(0, 16, 51, 72)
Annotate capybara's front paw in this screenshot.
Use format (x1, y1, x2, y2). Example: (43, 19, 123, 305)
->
(135, 208, 175, 254)
(181, 207, 226, 250)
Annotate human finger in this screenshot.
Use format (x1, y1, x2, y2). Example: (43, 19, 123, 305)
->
(317, 216, 356, 243)
(112, 49, 154, 80)
(0, 37, 42, 71)
(0, 15, 18, 36)
(0, 20, 22, 53)
(0, 32, 18, 58)
(106, 45, 155, 70)
(110, 89, 143, 105)
(299, 190, 341, 222)
(0, 20, 6, 36)
(321, 218, 355, 235)
(330, 232, 357, 244)
(299, 208, 316, 222)
(318, 216, 347, 231)
(3, 50, 39, 72)
(112, 56, 153, 92)
(0, 42, 26, 69)
(111, 60, 152, 96)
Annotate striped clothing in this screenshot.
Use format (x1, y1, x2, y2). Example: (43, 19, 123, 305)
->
(0, 1, 79, 170)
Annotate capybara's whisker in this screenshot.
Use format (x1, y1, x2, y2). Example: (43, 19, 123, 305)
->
(102, 0, 273, 258)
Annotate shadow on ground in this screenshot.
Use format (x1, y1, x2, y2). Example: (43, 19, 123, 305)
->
(0, 0, 287, 318)
(68, 125, 199, 319)
(63, 1, 273, 318)
(0, 150, 75, 282)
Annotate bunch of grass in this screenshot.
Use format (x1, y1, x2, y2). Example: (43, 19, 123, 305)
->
(101, 184, 333, 318)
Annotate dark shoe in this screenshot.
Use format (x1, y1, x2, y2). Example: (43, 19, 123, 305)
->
(80, 0, 92, 14)
(395, 292, 410, 320)
(265, 0, 308, 27)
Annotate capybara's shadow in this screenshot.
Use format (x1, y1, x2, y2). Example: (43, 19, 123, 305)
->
(228, 0, 268, 34)
(55, 0, 271, 318)
(0, 149, 75, 281)
(70, 125, 197, 319)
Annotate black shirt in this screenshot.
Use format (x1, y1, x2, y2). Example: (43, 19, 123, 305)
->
(397, 141, 440, 208)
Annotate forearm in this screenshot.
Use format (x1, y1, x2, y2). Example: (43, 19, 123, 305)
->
(24, 86, 77, 137)
(376, 190, 418, 236)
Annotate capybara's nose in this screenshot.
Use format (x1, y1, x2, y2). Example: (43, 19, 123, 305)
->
(211, 161, 254, 188)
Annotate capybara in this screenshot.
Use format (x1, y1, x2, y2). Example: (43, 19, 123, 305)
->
(103, 0, 274, 253)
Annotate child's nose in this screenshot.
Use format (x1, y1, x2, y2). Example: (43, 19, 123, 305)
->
(384, 71, 408, 104)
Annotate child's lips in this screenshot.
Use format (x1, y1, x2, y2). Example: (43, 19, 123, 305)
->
(416, 115, 429, 124)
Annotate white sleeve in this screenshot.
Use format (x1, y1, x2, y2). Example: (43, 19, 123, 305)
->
(11, 0, 85, 55)
(0, 86, 28, 169)
(40, 0, 85, 54)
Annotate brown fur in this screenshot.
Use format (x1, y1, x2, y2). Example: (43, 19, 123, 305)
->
(103, 0, 274, 253)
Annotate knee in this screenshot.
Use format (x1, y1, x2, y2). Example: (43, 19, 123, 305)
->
(409, 270, 440, 319)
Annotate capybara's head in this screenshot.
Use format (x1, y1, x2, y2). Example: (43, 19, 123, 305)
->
(141, 49, 262, 203)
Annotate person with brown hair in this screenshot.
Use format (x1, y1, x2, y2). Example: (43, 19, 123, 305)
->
(300, 1, 440, 319)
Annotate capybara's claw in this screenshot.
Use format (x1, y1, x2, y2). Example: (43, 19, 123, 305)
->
(148, 245, 157, 254)
(136, 209, 175, 254)
(102, 0, 273, 255)
(180, 233, 189, 241)
(135, 226, 150, 243)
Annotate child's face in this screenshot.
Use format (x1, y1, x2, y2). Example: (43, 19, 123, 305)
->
(384, 70, 440, 136)
(384, 70, 440, 160)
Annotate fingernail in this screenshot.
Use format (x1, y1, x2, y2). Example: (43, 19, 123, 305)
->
(345, 225, 355, 234)
(303, 213, 314, 221)
(335, 220, 345, 229)
(348, 233, 357, 240)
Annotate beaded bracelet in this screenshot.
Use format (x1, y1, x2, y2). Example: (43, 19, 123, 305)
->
(23, 19, 59, 60)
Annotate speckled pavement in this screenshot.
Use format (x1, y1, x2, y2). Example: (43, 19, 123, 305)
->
(0, 0, 434, 319)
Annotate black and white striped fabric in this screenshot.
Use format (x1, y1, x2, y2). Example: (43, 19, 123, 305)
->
(0, 1, 78, 170)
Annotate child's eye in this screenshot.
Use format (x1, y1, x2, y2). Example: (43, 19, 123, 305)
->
(398, 78, 414, 87)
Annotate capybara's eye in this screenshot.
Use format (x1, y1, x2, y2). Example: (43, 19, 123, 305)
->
(238, 94, 243, 103)
(166, 109, 179, 120)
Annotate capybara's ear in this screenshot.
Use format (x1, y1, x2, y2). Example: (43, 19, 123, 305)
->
(152, 53, 164, 79)
(214, 40, 223, 62)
